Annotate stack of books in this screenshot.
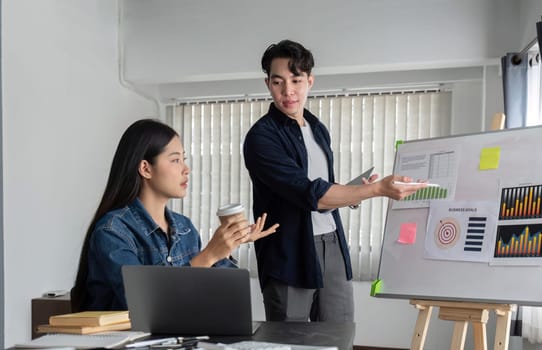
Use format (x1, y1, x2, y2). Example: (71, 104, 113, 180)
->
(37, 310, 131, 335)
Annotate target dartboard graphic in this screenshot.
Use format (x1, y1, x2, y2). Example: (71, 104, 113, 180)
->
(435, 218, 460, 249)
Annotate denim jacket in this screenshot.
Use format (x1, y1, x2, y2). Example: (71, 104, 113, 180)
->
(85, 198, 235, 310)
(243, 103, 352, 290)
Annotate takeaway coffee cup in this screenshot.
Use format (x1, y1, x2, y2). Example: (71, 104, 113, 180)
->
(216, 203, 245, 225)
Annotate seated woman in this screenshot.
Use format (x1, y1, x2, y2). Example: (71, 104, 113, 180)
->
(71, 119, 279, 311)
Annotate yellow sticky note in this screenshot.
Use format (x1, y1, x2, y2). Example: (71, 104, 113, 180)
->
(370, 279, 382, 296)
(398, 222, 417, 244)
(479, 147, 501, 170)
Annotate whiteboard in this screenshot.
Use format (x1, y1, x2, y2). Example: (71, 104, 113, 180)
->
(376, 125, 542, 306)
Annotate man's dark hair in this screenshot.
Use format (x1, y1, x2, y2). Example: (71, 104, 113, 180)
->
(261, 40, 314, 77)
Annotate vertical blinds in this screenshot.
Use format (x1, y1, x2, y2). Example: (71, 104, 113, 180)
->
(167, 90, 452, 280)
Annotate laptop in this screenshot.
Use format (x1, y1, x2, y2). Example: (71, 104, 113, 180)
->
(122, 265, 260, 336)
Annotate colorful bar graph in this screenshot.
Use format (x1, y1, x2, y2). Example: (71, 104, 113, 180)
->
(494, 224, 542, 258)
(402, 186, 448, 201)
(499, 185, 542, 220)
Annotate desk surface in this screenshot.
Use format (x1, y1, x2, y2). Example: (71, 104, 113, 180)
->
(209, 321, 355, 350)
(11, 322, 355, 350)
(9, 322, 355, 350)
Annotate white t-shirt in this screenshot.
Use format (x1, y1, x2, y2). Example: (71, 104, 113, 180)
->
(300, 120, 337, 235)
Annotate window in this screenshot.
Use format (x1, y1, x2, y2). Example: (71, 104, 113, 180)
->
(166, 90, 452, 280)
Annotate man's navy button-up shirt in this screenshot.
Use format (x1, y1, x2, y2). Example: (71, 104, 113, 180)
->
(244, 103, 353, 289)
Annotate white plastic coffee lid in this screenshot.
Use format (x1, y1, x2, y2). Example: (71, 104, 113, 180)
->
(216, 203, 245, 216)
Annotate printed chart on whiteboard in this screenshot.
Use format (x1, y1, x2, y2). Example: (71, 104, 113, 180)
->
(425, 200, 498, 262)
(491, 182, 542, 265)
(392, 149, 459, 209)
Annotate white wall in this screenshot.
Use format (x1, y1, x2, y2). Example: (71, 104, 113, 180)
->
(122, 0, 518, 84)
(519, 0, 542, 49)
(2, 0, 156, 346)
(0, 0, 526, 348)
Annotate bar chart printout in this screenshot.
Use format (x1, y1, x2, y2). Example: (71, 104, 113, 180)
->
(393, 150, 457, 209)
(494, 224, 542, 258)
(499, 185, 542, 220)
(403, 186, 448, 201)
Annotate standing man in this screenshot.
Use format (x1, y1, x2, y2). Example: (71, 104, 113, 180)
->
(243, 39, 425, 322)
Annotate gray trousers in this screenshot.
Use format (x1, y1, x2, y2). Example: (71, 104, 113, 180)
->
(262, 231, 354, 322)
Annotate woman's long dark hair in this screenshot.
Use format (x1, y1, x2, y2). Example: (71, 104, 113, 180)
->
(71, 119, 178, 311)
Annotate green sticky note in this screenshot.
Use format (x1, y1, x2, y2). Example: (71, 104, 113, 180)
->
(395, 140, 404, 150)
(370, 279, 382, 296)
(479, 147, 501, 170)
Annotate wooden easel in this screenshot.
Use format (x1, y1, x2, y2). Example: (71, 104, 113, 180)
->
(410, 299, 516, 350)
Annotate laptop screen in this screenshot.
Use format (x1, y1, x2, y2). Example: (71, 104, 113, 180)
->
(122, 265, 254, 336)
